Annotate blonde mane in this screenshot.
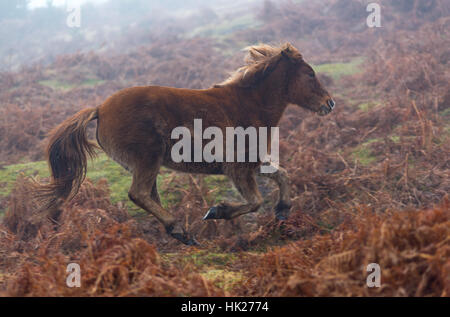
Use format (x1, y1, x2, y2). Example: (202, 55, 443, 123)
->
(215, 43, 301, 88)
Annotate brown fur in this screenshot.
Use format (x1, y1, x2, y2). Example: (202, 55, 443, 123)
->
(36, 43, 334, 245)
(34, 108, 99, 220)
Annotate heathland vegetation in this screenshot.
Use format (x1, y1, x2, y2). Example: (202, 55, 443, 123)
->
(0, 0, 448, 296)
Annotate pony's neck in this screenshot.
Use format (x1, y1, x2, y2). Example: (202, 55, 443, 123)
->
(250, 65, 290, 127)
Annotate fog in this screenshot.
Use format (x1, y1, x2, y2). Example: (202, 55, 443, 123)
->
(28, 0, 108, 9)
(1, 0, 259, 71)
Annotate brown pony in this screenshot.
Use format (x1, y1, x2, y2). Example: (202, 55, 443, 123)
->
(37, 43, 335, 245)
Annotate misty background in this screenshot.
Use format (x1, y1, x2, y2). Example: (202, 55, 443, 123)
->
(0, 0, 264, 71)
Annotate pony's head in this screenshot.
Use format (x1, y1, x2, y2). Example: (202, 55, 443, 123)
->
(281, 43, 335, 116)
(217, 43, 335, 116)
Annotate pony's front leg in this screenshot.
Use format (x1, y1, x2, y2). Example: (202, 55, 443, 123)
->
(257, 164, 291, 220)
(203, 169, 263, 220)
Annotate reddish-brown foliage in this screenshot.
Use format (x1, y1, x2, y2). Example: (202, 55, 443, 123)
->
(235, 199, 449, 297)
(1, 178, 224, 296)
(0, 0, 449, 297)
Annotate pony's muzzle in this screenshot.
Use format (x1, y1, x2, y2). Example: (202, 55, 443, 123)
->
(318, 99, 335, 116)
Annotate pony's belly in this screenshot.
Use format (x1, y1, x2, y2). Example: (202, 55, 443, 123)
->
(163, 160, 223, 175)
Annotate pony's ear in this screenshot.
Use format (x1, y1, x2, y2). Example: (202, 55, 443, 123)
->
(281, 43, 302, 62)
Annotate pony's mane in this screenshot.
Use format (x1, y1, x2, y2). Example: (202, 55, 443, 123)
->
(214, 43, 301, 88)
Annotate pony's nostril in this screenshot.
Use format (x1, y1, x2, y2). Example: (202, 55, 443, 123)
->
(327, 99, 335, 109)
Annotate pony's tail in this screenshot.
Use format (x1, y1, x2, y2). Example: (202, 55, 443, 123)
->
(35, 107, 99, 215)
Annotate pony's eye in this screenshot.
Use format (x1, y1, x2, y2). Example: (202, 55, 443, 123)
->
(308, 73, 315, 78)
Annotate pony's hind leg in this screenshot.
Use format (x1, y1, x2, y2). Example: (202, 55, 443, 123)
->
(128, 160, 198, 246)
(203, 168, 263, 220)
(258, 163, 291, 220)
(151, 181, 161, 206)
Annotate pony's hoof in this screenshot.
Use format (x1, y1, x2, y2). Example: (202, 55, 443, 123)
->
(203, 206, 218, 220)
(171, 232, 199, 246)
(275, 213, 288, 221)
(275, 201, 291, 221)
(168, 223, 199, 246)
(186, 237, 200, 246)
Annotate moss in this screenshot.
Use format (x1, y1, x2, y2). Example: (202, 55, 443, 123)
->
(312, 57, 365, 80)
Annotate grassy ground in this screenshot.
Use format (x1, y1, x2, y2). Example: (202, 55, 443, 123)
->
(163, 250, 244, 291)
(0, 153, 239, 217)
(188, 14, 260, 40)
(0, 153, 251, 290)
(3, 54, 438, 293)
(313, 57, 365, 80)
(38, 78, 105, 91)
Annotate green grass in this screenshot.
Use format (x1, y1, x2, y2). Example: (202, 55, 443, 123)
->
(0, 154, 239, 216)
(358, 101, 381, 112)
(445, 125, 450, 136)
(0, 154, 134, 214)
(188, 14, 260, 40)
(352, 147, 376, 166)
(87, 155, 134, 209)
(38, 80, 77, 91)
(168, 250, 238, 268)
(390, 135, 401, 143)
(0, 160, 49, 200)
(38, 78, 105, 91)
(0, 154, 133, 207)
(200, 269, 243, 291)
(203, 175, 239, 205)
(163, 250, 242, 291)
(350, 138, 381, 166)
(81, 78, 106, 87)
(439, 107, 450, 118)
(313, 57, 365, 80)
